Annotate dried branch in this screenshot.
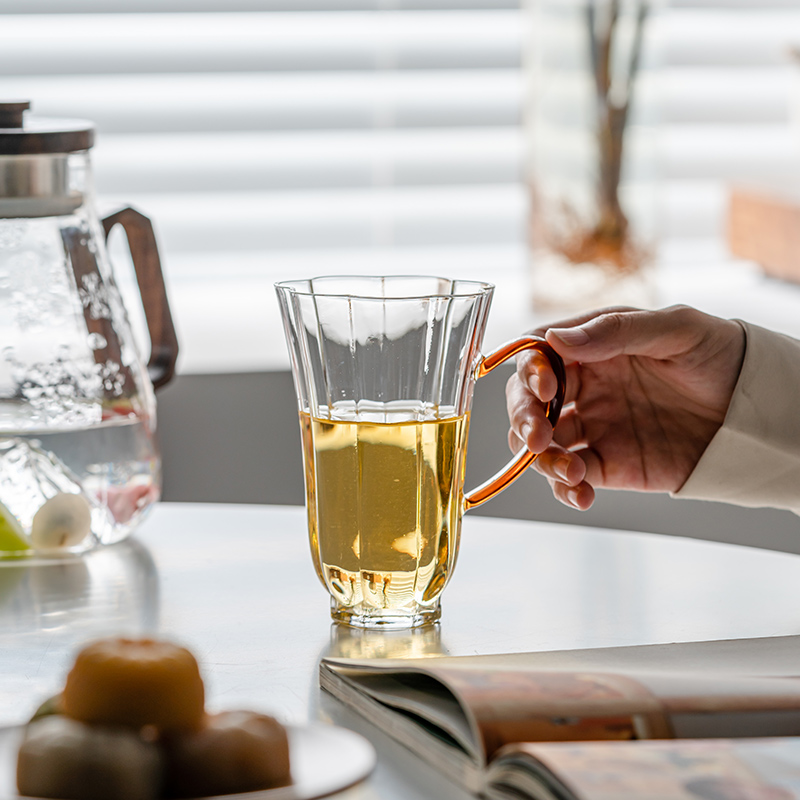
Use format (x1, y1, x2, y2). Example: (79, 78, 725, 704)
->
(624, 2, 648, 118)
(575, 0, 650, 268)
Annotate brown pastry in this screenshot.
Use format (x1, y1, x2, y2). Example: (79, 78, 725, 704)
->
(62, 638, 205, 733)
(17, 715, 163, 800)
(164, 710, 291, 797)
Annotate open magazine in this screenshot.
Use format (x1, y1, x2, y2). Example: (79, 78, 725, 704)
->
(319, 635, 800, 799)
(483, 737, 800, 800)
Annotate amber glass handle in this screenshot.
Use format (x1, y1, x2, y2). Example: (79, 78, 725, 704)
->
(463, 336, 566, 512)
(102, 207, 179, 390)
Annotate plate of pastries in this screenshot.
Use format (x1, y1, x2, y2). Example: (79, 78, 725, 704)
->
(0, 637, 376, 800)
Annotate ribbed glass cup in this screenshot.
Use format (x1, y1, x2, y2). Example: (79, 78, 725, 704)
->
(276, 276, 564, 628)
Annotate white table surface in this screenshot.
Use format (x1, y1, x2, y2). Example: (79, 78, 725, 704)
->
(2, 502, 800, 799)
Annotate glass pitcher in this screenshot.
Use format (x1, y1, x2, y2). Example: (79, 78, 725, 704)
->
(0, 101, 178, 557)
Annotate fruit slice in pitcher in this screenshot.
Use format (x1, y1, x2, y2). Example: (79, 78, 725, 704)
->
(0, 500, 31, 554)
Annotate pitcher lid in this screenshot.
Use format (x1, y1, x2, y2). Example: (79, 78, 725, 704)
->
(0, 101, 94, 155)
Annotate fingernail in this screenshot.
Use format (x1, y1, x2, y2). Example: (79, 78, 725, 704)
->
(554, 458, 570, 482)
(566, 486, 581, 508)
(550, 327, 590, 347)
(527, 373, 540, 395)
(520, 422, 532, 445)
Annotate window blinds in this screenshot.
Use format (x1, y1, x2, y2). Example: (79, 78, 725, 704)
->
(1, 1, 799, 368)
(658, 3, 800, 243)
(0, 4, 524, 288)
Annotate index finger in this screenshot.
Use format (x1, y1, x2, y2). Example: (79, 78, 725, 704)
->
(516, 347, 561, 403)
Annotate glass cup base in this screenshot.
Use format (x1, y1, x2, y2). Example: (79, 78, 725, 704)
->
(330, 598, 441, 629)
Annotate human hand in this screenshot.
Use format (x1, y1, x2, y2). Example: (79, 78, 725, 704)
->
(506, 306, 746, 510)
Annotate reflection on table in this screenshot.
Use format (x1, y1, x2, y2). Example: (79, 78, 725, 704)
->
(2, 502, 800, 799)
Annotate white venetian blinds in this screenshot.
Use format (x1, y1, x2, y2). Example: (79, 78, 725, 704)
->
(0, 1, 799, 369)
(658, 0, 800, 246)
(0, 1, 526, 291)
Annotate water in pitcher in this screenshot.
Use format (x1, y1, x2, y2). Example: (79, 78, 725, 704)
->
(0, 414, 159, 548)
(300, 403, 470, 625)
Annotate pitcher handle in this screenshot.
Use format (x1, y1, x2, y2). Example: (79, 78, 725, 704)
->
(102, 207, 179, 390)
(463, 335, 566, 512)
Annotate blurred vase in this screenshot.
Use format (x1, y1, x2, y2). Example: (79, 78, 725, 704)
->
(523, 0, 662, 315)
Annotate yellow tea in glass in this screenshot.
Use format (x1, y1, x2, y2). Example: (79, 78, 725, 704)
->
(301, 406, 468, 626)
(276, 276, 564, 628)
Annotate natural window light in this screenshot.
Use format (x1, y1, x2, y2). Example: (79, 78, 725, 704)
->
(3, 0, 800, 373)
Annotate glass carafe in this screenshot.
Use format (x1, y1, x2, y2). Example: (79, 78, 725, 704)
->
(0, 101, 178, 557)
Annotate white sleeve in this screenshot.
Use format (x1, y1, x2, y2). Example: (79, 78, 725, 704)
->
(673, 321, 800, 515)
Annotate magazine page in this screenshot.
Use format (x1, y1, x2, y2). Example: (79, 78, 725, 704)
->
(319, 661, 486, 792)
(322, 659, 800, 754)
(321, 661, 676, 763)
(322, 635, 800, 692)
(487, 737, 800, 800)
(321, 669, 478, 755)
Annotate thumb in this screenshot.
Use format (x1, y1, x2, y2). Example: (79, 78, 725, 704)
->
(545, 307, 701, 363)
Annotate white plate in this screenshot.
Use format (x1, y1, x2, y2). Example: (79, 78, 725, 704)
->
(0, 722, 376, 800)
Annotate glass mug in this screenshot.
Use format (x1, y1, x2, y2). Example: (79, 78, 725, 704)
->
(276, 276, 565, 628)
